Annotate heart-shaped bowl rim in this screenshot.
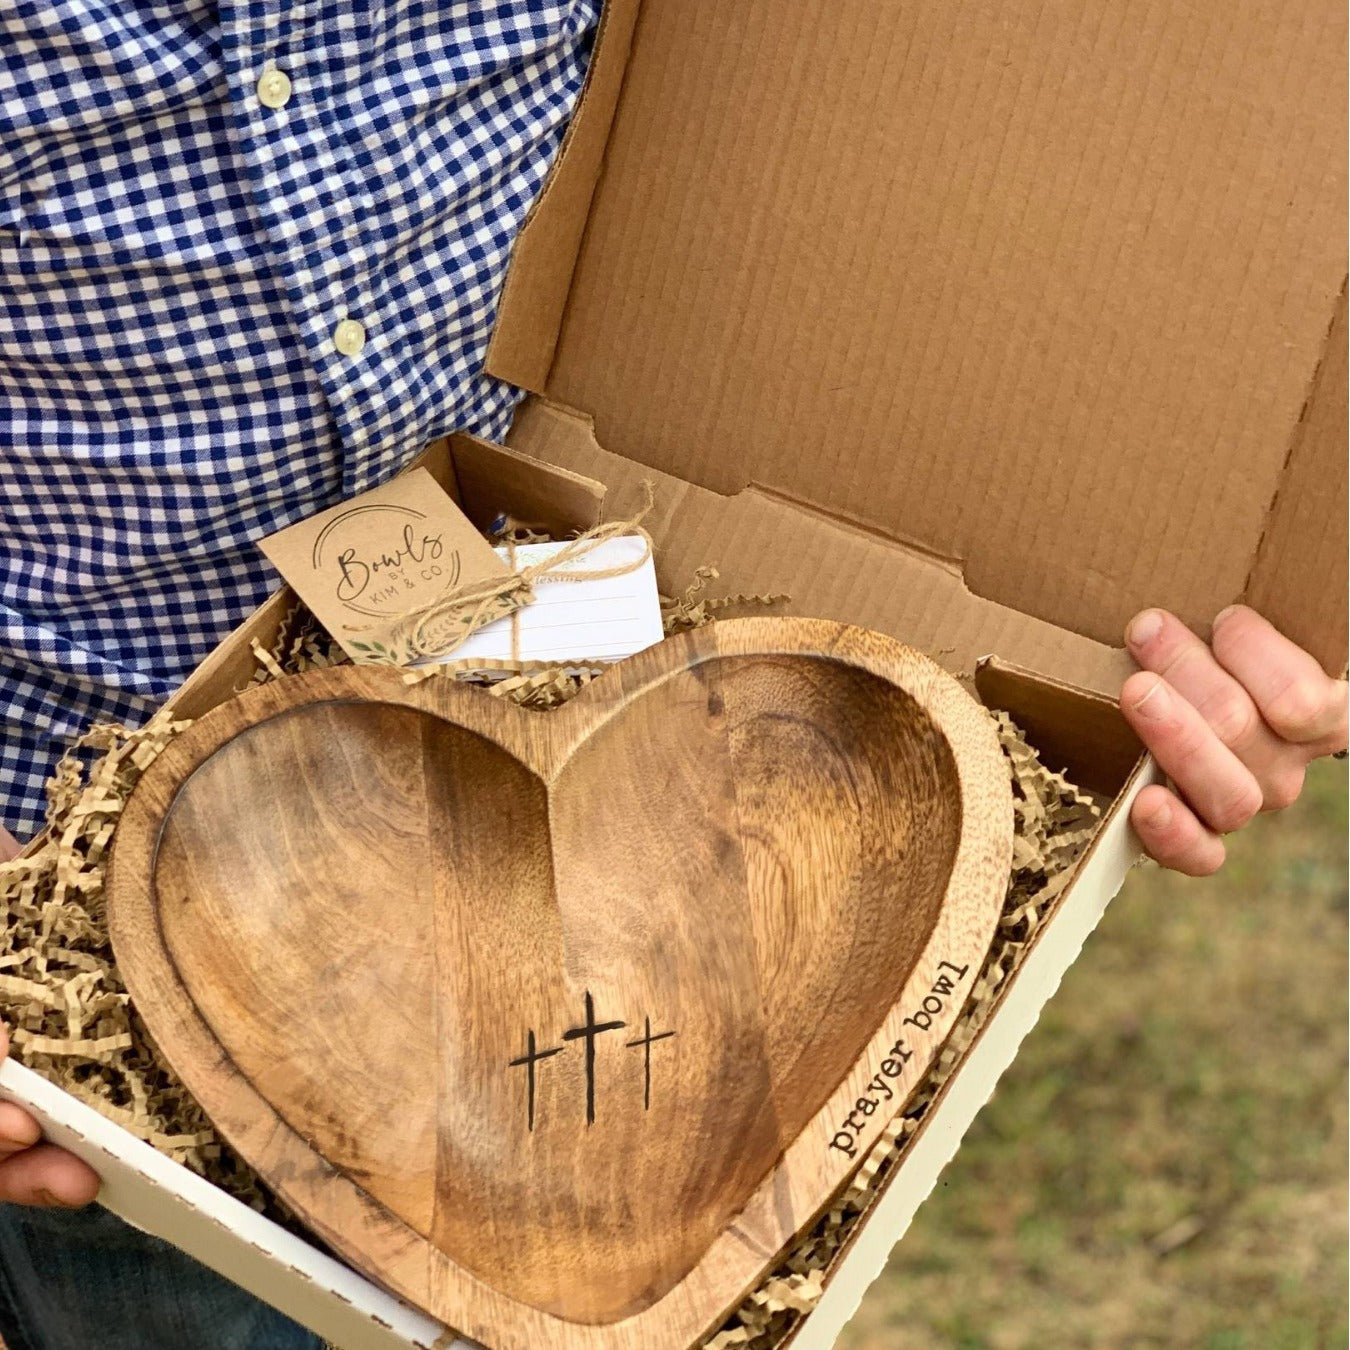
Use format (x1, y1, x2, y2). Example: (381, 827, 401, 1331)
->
(107, 617, 1013, 1350)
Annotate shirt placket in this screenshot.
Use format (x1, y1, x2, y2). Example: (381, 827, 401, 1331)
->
(219, 0, 388, 485)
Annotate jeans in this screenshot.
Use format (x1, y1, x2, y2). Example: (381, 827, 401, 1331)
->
(0, 1203, 323, 1350)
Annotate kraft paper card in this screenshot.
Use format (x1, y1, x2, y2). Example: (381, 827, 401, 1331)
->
(259, 469, 516, 664)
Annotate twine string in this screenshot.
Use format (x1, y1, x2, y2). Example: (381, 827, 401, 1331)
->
(386, 482, 656, 663)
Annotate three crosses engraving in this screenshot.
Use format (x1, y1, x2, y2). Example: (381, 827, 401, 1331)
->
(509, 991, 675, 1131)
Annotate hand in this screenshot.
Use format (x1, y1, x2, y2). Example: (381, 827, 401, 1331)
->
(0, 1024, 101, 1207)
(0, 831, 101, 1207)
(1121, 604, 1348, 875)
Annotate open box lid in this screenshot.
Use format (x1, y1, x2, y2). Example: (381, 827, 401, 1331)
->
(485, 0, 1347, 684)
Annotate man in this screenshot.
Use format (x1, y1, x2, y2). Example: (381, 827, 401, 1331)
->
(1, 2, 1345, 1347)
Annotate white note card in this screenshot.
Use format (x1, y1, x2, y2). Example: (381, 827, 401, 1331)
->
(436, 535, 664, 671)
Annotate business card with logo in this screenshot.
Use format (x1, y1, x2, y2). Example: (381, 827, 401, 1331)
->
(260, 468, 516, 664)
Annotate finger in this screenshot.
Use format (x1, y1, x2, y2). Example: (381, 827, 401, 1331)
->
(1130, 784, 1226, 876)
(0, 1023, 61, 1165)
(0, 826, 18, 862)
(1121, 673, 1264, 833)
(1125, 609, 1291, 791)
(0, 1143, 100, 1208)
(0, 1102, 42, 1158)
(1210, 606, 1349, 750)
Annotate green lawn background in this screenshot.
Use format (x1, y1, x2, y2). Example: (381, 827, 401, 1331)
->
(841, 759, 1348, 1350)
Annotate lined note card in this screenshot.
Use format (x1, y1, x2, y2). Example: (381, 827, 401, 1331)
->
(435, 535, 664, 671)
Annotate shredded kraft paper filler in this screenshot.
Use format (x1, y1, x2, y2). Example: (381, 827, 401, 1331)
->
(0, 558, 1101, 1350)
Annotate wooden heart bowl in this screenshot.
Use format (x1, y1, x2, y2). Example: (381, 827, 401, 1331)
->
(107, 617, 1012, 1349)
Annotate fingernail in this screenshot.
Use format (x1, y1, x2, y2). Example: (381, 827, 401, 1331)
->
(1131, 677, 1170, 720)
(1126, 609, 1163, 649)
(1213, 604, 1240, 629)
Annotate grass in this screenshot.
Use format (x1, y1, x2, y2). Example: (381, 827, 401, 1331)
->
(840, 758, 1348, 1350)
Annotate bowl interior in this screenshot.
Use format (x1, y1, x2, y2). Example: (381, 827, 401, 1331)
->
(152, 652, 964, 1322)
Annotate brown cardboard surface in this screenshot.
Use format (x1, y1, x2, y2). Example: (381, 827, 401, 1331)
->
(484, 0, 641, 391)
(446, 433, 606, 536)
(973, 659, 1141, 797)
(508, 400, 1137, 699)
(1246, 285, 1349, 675)
(492, 0, 1348, 671)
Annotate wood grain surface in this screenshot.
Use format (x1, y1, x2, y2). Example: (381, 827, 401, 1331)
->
(106, 617, 1013, 1349)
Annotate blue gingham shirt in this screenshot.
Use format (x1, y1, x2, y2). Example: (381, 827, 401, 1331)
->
(0, 0, 598, 840)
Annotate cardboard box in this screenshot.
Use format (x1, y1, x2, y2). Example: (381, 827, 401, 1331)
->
(2, 0, 1344, 1345)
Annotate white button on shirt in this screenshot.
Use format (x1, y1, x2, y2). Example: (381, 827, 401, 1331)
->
(333, 318, 366, 356)
(256, 68, 292, 109)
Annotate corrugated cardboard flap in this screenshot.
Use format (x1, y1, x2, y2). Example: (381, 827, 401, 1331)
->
(491, 0, 1347, 675)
